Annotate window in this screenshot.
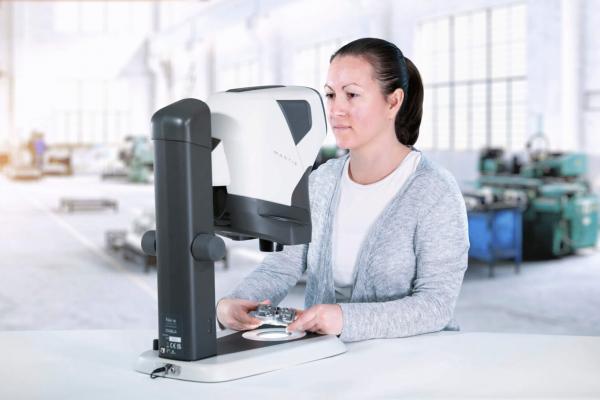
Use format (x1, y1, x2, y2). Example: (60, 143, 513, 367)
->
(416, 3, 527, 151)
(291, 39, 343, 147)
(291, 47, 318, 89)
(53, 1, 150, 35)
(291, 39, 341, 91)
(54, 80, 131, 144)
(214, 60, 259, 92)
(53, 2, 79, 34)
(80, 2, 105, 34)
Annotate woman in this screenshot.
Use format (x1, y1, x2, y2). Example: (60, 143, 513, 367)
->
(216, 37, 469, 342)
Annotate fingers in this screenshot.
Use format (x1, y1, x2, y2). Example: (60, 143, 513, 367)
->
(288, 314, 318, 333)
(287, 307, 317, 332)
(237, 299, 273, 329)
(244, 298, 270, 312)
(233, 299, 269, 329)
(231, 309, 261, 331)
(301, 315, 320, 332)
(238, 299, 259, 310)
(221, 298, 308, 332)
(218, 298, 263, 331)
(286, 316, 301, 332)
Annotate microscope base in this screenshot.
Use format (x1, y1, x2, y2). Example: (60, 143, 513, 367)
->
(134, 331, 346, 382)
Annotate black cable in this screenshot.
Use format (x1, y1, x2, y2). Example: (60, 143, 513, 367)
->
(150, 366, 165, 379)
(150, 364, 173, 379)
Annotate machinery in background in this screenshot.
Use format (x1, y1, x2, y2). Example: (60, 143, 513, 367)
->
(60, 198, 118, 213)
(464, 188, 523, 277)
(101, 135, 154, 183)
(0, 150, 9, 170)
(474, 134, 598, 259)
(3, 141, 72, 179)
(105, 210, 156, 272)
(313, 144, 347, 169)
(42, 146, 73, 176)
(3, 146, 42, 180)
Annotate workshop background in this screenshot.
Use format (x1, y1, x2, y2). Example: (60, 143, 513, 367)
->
(1, 0, 599, 335)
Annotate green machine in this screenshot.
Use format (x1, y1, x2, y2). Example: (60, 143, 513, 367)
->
(477, 144, 598, 259)
(127, 136, 154, 183)
(313, 144, 348, 170)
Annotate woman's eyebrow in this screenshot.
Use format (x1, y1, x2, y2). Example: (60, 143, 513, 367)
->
(324, 83, 362, 90)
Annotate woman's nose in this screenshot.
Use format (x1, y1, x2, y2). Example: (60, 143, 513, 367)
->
(328, 98, 348, 117)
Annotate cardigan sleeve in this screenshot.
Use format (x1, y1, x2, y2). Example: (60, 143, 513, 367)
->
(225, 242, 308, 305)
(337, 185, 469, 342)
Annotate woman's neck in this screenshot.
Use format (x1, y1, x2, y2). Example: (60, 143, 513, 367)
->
(348, 140, 411, 185)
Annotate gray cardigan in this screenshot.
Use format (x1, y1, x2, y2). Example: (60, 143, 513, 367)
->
(227, 152, 469, 342)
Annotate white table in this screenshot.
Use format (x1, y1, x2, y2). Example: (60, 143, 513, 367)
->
(2, 329, 599, 399)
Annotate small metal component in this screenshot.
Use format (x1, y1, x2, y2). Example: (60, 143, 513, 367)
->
(250, 304, 296, 326)
(167, 365, 181, 376)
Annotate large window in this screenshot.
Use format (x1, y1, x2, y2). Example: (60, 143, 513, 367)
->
(291, 39, 341, 91)
(53, 1, 151, 34)
(214, 60, 260, 92)
(54, 80, 131, 144)
(415, 3, 527, 151)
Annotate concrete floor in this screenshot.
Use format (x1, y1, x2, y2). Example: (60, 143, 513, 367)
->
(1, 174, 600, 336)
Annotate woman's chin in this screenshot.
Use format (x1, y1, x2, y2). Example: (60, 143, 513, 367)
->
(334, 137, 353, 150)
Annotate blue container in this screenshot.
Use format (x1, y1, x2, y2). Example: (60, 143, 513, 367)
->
(467, 207, 522, 277)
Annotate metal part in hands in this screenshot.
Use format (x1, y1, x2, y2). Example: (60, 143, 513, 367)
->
(250, 304, 296, 327)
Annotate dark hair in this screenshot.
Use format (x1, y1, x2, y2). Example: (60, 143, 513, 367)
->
(330, 38, 423, 146)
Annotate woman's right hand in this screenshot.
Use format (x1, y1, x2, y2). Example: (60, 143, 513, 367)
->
(216, 298, 270, 331)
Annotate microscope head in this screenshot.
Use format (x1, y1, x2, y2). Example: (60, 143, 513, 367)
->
(208, 86, 326, 248)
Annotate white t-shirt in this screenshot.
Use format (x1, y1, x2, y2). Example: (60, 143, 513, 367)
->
(332, 151, 422, 301)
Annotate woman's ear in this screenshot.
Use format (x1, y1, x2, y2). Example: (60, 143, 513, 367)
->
(387, 88, 404, 119)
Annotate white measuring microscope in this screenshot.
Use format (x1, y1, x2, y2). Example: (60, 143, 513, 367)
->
(135, 86, 347, 382)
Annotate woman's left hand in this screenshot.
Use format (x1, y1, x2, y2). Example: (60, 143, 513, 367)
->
(287, 304, 343, 335)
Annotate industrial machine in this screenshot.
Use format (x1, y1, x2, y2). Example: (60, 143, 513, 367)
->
(0, 150, 9, 170)
(105, 209, 156, 272)
(42, 146, 72, 176)
(463, 188, 523, 277)
(3, 147, 42, 180)
(101, 135, 154, 183)
(475, 135, 598, 259)
(134, 86, 346, 382)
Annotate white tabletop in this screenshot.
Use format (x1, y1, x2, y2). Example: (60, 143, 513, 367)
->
(2, 329, 600, 399)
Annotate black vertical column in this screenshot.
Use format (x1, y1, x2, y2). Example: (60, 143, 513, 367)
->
(151, 98, 217, 361)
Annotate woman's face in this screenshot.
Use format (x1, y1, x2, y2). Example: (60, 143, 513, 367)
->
(324, 55, 399, 151)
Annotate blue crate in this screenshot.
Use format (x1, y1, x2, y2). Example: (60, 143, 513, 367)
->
(467, 207, 522, 277)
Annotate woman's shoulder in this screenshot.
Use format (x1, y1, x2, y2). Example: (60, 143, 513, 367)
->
(411, 153, 462, 197)
(309, 154, 347, 185)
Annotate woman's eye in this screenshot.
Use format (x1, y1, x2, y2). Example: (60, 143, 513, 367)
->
(347, 93, 358, 98)
(325, 93, 334, 99)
